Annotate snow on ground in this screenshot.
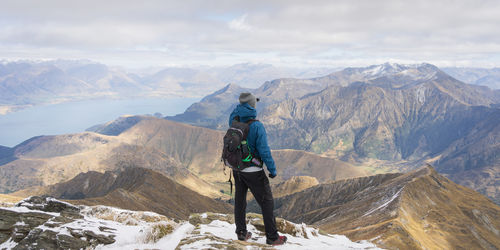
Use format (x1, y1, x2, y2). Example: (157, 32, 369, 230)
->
(177, 218, 379, 250)
(0, 239, 17, 249)
(96, 212, 380, 249)
(0, 205, 61, 217)
(1, 201, 381, 249)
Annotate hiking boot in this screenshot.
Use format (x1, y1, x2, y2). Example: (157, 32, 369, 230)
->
(266, 235, 287, 245)
(237, 231, 252, 241)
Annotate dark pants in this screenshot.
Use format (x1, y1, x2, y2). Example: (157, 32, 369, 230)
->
(233, 170, 278, 241)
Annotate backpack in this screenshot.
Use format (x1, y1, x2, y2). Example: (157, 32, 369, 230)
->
(221, 116, 261, 171)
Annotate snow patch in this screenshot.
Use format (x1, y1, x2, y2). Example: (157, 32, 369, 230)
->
(363, 188, 403, 217)
(0, 238, 18, 249)
(14, 221, 27, 226)
(1, 205, 61, 217)
(415, 86, 426, 104)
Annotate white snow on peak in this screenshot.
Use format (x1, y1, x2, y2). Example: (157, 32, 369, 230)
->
(358, 62, 438, 82)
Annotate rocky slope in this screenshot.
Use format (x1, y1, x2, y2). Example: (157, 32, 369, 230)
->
(169, 62, 500, 204)
(167, 76, 330, 129)
(271, 176, 319, 198)
(258, 165, 500, 249)
(0, 196, 117, 249)
(0, 197, 378, 249)
(0, 119, 221, 198)
(15, 167, 232, 220)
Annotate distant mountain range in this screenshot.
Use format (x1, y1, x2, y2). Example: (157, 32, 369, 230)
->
(0, 60, 335, 114)
(2, 59, 499, 116)
(168, 62, 500, 204)
(443, 67, 500, 89)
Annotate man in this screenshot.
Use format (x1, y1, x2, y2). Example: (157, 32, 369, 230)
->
(228, 92, 287, 245)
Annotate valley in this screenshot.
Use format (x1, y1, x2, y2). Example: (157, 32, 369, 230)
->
(1, 62, 500, 249)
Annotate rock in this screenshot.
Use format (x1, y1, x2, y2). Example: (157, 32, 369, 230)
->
(188, 213, 234, 226)
(56, 234, 89, 250)
(0, 196, 117, 249)
(83, 230, 116, 245)
(16, 196, 80, 215)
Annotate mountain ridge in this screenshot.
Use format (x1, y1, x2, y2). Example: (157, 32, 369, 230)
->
(13, 167, 232, 220)
(167, 62, 500, 203)
(260, 165, 500, 249)
(0, 116, 368, 198)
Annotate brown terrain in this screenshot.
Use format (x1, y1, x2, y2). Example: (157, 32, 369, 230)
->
(261, 165, 500, 249)
(0, 193, 22, 207)
(169, 63, 500, 204)
(15, 167, 232, 220)
(0, 116, 368, 199)
(271, 176, 319, 198)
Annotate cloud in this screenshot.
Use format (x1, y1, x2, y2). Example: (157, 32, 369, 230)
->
(228, 14, 252, 31)
(0, 0, 499, 68)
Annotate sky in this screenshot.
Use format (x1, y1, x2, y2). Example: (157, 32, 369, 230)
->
(1, 0, 500, 69)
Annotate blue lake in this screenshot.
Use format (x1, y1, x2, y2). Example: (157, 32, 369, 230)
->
(0, 98, 199, 147)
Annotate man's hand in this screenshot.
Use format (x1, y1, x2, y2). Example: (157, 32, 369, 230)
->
(269, 173, 276, 179)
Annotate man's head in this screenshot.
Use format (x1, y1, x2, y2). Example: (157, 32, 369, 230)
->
(239, 92, 260, 108)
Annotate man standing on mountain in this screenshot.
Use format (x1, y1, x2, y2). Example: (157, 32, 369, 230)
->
(228, 92, 287, 245)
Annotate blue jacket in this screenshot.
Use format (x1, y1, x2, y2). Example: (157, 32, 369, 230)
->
(228, 103, 277, 176)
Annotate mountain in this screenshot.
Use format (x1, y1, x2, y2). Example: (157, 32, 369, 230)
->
(169, 62, 500, 203)
(167, 75, 331, 129)
(169, 63, 500, 129)
(443, 67, 500, 89)
(0, 119, 222, 198)
(256, 165, 500, 249)
(0, 116, 368, 198)
(85, 115, 150, 136)
(0, 197, 378, 249)
(14, 167, 232, 220)
(0, 145, 15, 165)
(0, 60, 334, 114)
(260, 63, 499, 155)
(271, 176, 319, 198)
(0, 61, 142, 106)
(167, 83, 252, 129)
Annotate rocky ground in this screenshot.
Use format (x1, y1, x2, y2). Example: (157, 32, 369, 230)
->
(0, 196, 379, 250)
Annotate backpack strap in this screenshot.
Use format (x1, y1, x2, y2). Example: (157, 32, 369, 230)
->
(228, 171, 233, 198)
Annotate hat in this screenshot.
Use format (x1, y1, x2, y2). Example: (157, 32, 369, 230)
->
(239, 92, 260, 108)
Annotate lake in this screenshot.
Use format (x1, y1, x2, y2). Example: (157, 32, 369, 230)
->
(0, 98, 199, 147)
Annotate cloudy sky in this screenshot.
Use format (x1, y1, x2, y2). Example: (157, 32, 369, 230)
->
(1, 0, 499, 68)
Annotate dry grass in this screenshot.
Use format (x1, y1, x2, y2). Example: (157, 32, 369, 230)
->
(81, 205, 174, 226)
(0, 194, 24, 207)
(143, 222, 176, 243)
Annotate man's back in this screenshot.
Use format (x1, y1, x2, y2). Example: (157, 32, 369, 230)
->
(229, 102, 276, 176)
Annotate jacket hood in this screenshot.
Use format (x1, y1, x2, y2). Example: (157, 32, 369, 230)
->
(231, 103, 257, 122)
